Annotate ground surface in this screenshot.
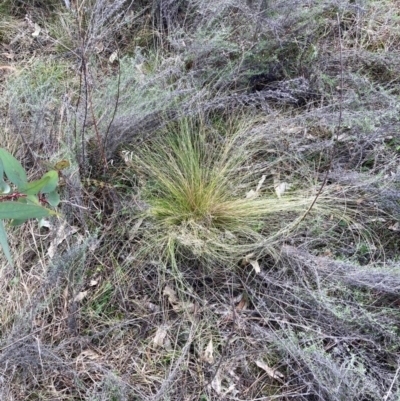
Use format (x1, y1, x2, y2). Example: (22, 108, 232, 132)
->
(0, 1, 400, 400)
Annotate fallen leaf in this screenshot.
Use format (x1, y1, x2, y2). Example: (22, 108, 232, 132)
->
(274, 181, 289, 198)
(349, 223, 364, 230)
(305, 133, 317, 139)
(211, 371, 222, 394)
(109, 50, 118, 63)
(145, 301, 160, 312)
(89, 279, 98, 287)
(250, 259, 260, 274)
(153, 326, 168, 347)
(256, 360, 285, 383)
(94, 42, 104, 53)
(243, 253, 261, 273)
(129, 218, 143, 240)
(246, 175, 266, 199)
(321, 249, 333, 257)
(203, 338, 214, 363)
(77, 349, 100, 362)
(236, 296, 248, 311)
(222, 383, 237, 397)
(164, 285, 194, 312)
(73, 291, 88, 303)
(121, 150, 134, 163)
(32, 23, 41, 37)
(255, 174, 266, 193)
(48, 222, 79, 258)
(246, 189, 258, 199)
(388, 222, 400, 232)
(172, 300, 195, 313)
(368, 218, 386, 223)
(281, 126, 304, 135)
(163, 285, 179, 304)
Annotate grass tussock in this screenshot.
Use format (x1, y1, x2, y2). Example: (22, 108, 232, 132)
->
(124, 116, 364, 268)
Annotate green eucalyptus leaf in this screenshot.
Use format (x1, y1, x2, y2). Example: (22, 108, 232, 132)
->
(25, 194, 40, 205)
(0, 219, 13, 266)
(40, 170, 59, 193)
(0, 148, 27, 187)
(0, 201, 54, 220)
(0, 180, 10, 194)
(11, 218, 29, 226)
(0, 159, 9, 193)
(19, 176, 51, 195)
(47, 190, 60, 207)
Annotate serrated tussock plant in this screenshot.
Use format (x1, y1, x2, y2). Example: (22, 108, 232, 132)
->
(126, 116, 361, 269)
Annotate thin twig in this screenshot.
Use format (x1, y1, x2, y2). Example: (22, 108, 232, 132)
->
(73, 0, 88, 169)
(206, 298, 237, 390)
(86, 66, 108, 170)
(293, 12, 344, 227)
(73, 1, 124, 206)
(383, 362, 400, 401)
(150, 324, 196, 401)
(103, 45, 121, 161)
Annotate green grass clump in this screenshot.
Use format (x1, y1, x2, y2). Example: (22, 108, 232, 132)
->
(126, 117, 357, 269)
